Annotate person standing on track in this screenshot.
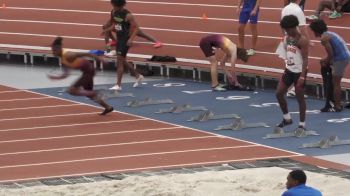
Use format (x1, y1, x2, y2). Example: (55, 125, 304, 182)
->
(199, 34, 249, 91)
(276, 15, 309, 130)
(49, 37, 114, 115)
(102, 0, 144, 91)
(309, 19, 350, 112)
(282, 0, 311, 98)
(237, 0, 261, 56)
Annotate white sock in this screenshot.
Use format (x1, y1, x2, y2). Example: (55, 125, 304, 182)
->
(283, 113, 291, 120)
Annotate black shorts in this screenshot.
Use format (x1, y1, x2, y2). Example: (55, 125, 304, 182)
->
(281, 69, 304, 88)
(116, 36, 130, 57)
(199, 37, 215, 58)
(73, 61, 95, 91)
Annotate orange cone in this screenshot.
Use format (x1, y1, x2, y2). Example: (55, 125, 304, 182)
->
(201, 13, 208, 20)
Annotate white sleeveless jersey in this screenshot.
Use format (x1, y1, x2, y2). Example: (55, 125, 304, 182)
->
(285, 38, 303, 73)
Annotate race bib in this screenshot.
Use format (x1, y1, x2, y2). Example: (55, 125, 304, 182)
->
(115, 24, 122, 31)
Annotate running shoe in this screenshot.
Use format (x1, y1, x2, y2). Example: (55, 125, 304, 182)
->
(321, 106, 343, 112)
(109, 84, 122, 91)
(153, 41, 163, 48)
(306, 15, 319, 20)
(329, 11, 341, 19)
(276, 118, 293, 128)
(212, 84, 227, 91)
(100, 106, 114, 115)
(133, 75, 144, 87)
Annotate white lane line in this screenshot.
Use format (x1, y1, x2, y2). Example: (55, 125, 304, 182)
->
(0, 135, 217, 156)
(0, 90, 25, 93)
(0, 126, 180, 144)
(0, 104, 81, 112)
(0, 112, 100, 122)
(0, 145, 258, 169)
(0, 118, 147, 132)
(4, 19, 349, 46)
(0, 97, 52, 102)
(2, 7, 349, 30)
(0, 154, 302, 183)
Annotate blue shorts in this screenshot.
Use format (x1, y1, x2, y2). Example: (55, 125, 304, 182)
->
(239, 8, 259, 24)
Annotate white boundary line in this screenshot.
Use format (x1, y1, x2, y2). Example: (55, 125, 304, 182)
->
(0, 154, 302, 183)
(0, 145, 258, 169)
(0, 135, 218, 156)
(0, 104, 81, 112)
(0, 126, 180, 144)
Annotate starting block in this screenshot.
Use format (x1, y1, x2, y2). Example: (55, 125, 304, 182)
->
(187, 110, 239, 122)
(214, 118, 269, 131)
(263, 127, 319, 139)
(99, 90, 134, 99)
(155, 104, 207, 114)
(127, 98, 174, 107)
(301, 136, 350, 149)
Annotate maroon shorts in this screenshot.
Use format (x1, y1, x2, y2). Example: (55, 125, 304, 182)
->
(72, 61, 95, 91)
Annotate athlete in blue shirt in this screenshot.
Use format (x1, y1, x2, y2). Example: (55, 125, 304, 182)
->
(310, 19, 350, 112)
(282, 170, 322, 196)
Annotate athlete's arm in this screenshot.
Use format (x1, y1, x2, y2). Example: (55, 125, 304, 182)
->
(320, 35, 333, 66)
(251, 0, 261, 16)
(299, 36, 309, 79)
(126, 13, 139, 46)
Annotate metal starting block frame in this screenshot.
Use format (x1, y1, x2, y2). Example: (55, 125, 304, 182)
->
(301, 136, 350, 149)
(187, 111, 240, 122)
(263, 127, 319, 139)
(99, 91, 134, 99)
(214, 118, 269, 131)
(155, 104, 207, 114)
(127, 98, 174, 107)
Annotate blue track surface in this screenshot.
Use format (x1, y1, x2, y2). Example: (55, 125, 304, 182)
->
(34, 78, 350, 156)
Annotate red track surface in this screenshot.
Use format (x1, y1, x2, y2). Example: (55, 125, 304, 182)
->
(1, 0, 350, 182)
(0, 85, 300, 182)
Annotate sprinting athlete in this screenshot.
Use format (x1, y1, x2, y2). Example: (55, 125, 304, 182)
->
(49, 37, 114, 115)
(276, 15, 309, 130)
(199, 34, 249, 91)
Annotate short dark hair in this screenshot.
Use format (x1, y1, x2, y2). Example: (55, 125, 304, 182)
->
(237, 48, 249, 63)
(289, 170, 307, 184)
(52, 37, 63, 47)
(111, 0, 126, 7)
(280, 15, 299, 29)
(309, 19, 328, 35)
